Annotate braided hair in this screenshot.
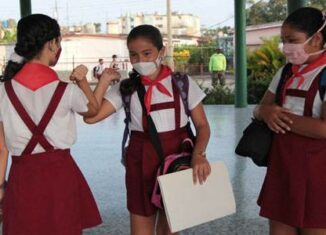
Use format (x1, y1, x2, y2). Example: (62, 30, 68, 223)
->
(1, 14, 60, 81)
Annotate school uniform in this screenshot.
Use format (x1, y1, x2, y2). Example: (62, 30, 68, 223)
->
(105, 65, 205, 216)
(258, 53, 326, 228)
(0, 63, 102, 235)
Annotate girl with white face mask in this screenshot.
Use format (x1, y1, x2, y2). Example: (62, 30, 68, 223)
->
(254, 7, 326, 235)
(86, 24, 211, 235)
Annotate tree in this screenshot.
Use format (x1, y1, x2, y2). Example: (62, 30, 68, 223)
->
(308, 0, 325, 10)
(246, 0, 324, 26)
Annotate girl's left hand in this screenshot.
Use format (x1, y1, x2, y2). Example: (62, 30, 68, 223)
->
(70, 65, 88, 82)
(191, 156, 211, 185)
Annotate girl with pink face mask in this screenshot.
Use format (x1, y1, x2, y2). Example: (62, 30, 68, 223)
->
(86, 24, 211, 235)
(254, 7, 326, 235)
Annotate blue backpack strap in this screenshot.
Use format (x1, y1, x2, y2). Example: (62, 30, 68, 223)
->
(319, 67, 326, 101)
(121, 94, 131, 164)
(171, 72, 196, 140)
(171, 72, 190, 116)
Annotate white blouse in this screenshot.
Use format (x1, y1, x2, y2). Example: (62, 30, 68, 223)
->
(105, 75, 206, 132)
(0, 80, 88, 155)
(268, 64, 326, 118)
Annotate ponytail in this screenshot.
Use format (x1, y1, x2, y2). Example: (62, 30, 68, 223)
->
(120, 70, 142, 97)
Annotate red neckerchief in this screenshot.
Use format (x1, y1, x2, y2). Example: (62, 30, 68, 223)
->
(14, 63, 59, 91)
(141, 65, 172, 115)
(282, 52, 326, 102)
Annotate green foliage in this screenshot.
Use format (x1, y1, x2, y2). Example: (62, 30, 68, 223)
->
(308, 0, 325, 10)
(246, 0, 287, 26)
(0, 30, 16, 43)
(247, 36, 285, 103)
(247, 36, 285, 81)
(246, 0, 324, 26)
(202, 85, 234, 105)
(248, 77, 271, 104)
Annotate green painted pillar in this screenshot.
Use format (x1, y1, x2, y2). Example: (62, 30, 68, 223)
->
(20, 0, 32, 18)
(287, 0, 307, 14)
(234, 0, 247, 107)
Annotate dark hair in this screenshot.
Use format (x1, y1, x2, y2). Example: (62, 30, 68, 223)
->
(120, 25, 163, 97)
(283, 7, 326, 46)
(112, 54, 117, 59)
(99, 58, 103, 62)
(1, 14, 60, 81)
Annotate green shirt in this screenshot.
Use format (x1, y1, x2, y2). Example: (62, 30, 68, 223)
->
(209, 53, 227, 72)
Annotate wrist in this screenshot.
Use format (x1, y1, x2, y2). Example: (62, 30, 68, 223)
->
(193, 151, 206, 159)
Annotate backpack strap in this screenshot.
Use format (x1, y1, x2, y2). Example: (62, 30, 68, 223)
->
(171, 72, 190, 116)
(171, 72, 196, 140)
(275, 63, 292, 105)
(318, 67, 326, 101)
(121, 93, 132, 162)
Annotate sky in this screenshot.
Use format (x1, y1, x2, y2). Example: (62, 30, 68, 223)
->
(0, 0, 235, 31)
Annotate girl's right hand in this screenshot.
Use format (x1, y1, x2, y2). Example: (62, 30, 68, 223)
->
(260, 104, 293, 134)
(100, 68, 121, 84)
(70, 65, 88, 82)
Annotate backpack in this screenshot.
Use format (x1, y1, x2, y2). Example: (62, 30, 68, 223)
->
(278, 63, 326, 102)
(120, 72, 193, 165)
(151, 138, 193, 209)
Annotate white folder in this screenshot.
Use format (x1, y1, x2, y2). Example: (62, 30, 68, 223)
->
(157, 161, 236, 233)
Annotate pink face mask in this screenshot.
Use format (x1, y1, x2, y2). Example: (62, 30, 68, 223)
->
(283, 20, 326, 65)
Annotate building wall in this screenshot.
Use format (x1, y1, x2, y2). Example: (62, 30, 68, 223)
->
(246, 22, 282, 49)
(107, 12, 201, 37)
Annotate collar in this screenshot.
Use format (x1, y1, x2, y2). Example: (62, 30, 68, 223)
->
(14, 63, 59, 91)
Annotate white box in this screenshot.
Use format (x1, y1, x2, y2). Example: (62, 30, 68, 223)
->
(158, 161, 236, 232)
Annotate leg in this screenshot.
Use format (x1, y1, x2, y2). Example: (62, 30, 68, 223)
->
(156, 210, 179, 235)
(270, 220, 299, 235)
(130, 213, 156, 235)
(218, 71, 225, 86)
(211, 72, 218, 87)
(300, 228, 326, 235)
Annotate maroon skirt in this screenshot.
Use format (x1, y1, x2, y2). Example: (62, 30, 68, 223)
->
(3, 149, 102, 235)
(125, 127, 189, 216)
(258, 132, 326, 228)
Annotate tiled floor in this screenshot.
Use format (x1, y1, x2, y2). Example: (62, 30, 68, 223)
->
(1, 105, 269, 235)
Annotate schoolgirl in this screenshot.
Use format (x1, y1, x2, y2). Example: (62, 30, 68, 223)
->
(255, 7, 326, 235)
(86, 24, 211, 235)
(0, 14, 102, 235)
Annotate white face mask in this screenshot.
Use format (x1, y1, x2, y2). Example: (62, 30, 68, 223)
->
(282, 19, 326, 65)
(132, 55, 162, 76)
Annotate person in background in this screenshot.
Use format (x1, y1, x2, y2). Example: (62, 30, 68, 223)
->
(209, 48, 227, 86)
(94, 58, 104, 79)
(110, 54, 119, 70)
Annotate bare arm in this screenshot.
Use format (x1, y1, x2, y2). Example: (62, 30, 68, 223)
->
(70, 65, 99, 117)
(0, 123, 9, 203)
(190, 103, 211, 185)
(83, 68, 120, 124)
(84, 99, 116, 124)
(286, 103, 326, 139)
(254, 90, 293, 134)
